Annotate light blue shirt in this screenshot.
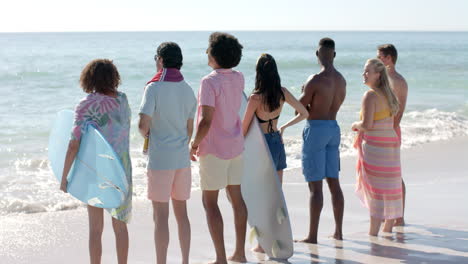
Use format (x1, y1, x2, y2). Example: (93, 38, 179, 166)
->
(139, 80, 197, 170)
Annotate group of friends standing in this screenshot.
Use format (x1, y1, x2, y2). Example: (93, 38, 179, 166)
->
(59, 32, 408, 264)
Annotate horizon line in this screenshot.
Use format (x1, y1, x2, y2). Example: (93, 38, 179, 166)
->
(1, 29, 467, 34)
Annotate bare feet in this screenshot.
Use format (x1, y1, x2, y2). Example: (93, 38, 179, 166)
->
(381, 232, 394, 239)
(227, 254, 247, 263)
(294, 237, 318, 244)
(252, 244, 265, 253)
(394, 218, 405, 226)
(208, 260, 227, 264)
(330, 233, 343, 240)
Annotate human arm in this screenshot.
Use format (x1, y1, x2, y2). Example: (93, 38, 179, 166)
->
(187, 96, 197, 145)
(279, 87, 309, 135)
(138, 114, 151, 138)
(242, 94, 260, 136)
(60, 139, 79, 193)
(393, 78, 408, 128)
(61, 98, 87, 192)
(138, 84, 156, 138)
(190, 106, 214, 161)
(190, 78, 216, 161)
(351, 91, 377, 132)
(296, 75, 316, 115)
(187, 118, 194, 144)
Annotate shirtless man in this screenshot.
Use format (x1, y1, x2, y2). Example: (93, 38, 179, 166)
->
(297, 38, 346, 244)
(377, 44, 408, 226)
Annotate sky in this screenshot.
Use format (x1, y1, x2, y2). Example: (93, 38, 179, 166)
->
(1, 0, 467, 32)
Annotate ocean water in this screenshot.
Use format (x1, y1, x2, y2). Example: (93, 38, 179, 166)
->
(1, 31, 467, 215)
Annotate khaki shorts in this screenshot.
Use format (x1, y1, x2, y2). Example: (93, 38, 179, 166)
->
(199, 154, 243, 191)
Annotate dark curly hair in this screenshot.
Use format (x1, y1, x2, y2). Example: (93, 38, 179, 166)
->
(253, 54, 285, 112)
(207, 32, 243, 69)
(79, 59, 120, 94)
(156, 42, 183, 69)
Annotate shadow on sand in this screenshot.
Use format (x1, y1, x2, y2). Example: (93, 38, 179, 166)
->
(347, 238, 468, 264)
(292, 243, 364, 264)
(401, 224, 468, 253)
(250, 225, 468, 264)
(288, 225, 468, 264)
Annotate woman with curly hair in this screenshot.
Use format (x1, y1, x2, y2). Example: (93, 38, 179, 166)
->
(60, 59, 132, 264)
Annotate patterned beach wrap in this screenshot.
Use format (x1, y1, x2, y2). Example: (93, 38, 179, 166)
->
(354, 117, 403, 220)
(72, 92, 133, 223)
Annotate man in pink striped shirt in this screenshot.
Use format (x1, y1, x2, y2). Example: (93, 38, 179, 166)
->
(190, 32, 248, 264)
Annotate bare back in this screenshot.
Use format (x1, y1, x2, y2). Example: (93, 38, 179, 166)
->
(254, 93, 285, 133)
(387, 70, 408, 127)
(300, 68, 346, 120)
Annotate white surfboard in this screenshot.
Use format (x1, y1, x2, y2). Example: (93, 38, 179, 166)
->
(240, 93, 294, 260)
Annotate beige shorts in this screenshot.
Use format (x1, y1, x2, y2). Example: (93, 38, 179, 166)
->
(199, 154, 243, 191)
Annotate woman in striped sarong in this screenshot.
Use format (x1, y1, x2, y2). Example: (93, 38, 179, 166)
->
(352, 58, 403, 236)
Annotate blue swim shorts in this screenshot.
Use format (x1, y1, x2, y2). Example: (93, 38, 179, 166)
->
(302, 120, 340, 182)
(264, 131, 287, 171)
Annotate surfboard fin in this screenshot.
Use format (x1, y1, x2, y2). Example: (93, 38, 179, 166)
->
(276, 207, 287, 225)
(271, 240, 280, 258)
(249, 226, 259, 244)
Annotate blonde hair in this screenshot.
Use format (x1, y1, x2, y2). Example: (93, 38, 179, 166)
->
(366, 58, 399, 116)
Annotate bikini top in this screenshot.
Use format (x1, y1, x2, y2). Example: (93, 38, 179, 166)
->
(373, 109, 391, 120)
(360, 92, 392, 121)
(360, 108, 391, 121)
(256, 114, 280, 133)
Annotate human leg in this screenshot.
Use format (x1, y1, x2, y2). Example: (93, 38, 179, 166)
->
(147, 169, 177, 264)
(111, 217, 129, 264)
(169, 167, 192, 264)
(299, 122, 327, 244)
(153, 201, 170, 264)
(226, 185, 247, 262)
(326, 178, 344, 240)
(325, 124, 343, 240)
(297, 181, 324, 244)
(383, 218, 395, 233)
(395, 179, 406, 226)
(87, 205, 104, 264)
(199, 154, 230, 264)
(172, 199, 190, 264)
(394, 126, 405, 226)
(369, 216, 382, 236)
(203, 190, 226, 264)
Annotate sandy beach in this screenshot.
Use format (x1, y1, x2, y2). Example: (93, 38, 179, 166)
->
(1, 136, 468, 264)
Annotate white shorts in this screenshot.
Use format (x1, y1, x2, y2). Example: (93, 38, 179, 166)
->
(199, 154, 243, 191)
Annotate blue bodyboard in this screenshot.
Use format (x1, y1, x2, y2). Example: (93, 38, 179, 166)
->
(48, 110, 129, 208)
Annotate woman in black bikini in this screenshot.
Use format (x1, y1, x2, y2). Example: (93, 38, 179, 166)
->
(243, 53, 308, 183)
(242, 53, 308, 253)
